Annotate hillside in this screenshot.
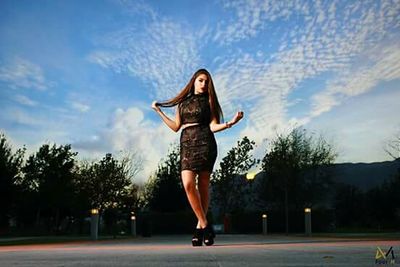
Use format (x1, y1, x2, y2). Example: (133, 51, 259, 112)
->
(328, 159, 400, 191)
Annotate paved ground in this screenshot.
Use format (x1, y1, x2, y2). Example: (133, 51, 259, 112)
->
(0, 234, 399, 266)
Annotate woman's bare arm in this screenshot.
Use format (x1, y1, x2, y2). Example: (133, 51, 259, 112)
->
(152, 101, 181, 132)
(209, 111, 244, 133)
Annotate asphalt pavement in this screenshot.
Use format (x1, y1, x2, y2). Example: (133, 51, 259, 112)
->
(0, 234, 399, 266)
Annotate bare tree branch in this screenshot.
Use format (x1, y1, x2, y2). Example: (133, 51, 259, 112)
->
(384, 129, 400, 160)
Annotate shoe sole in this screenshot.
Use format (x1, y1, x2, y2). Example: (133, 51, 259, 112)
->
(192, 241, 203, 246)
(204, 240, 214, 246)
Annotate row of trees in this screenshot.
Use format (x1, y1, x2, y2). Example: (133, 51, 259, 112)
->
(1, 126, 399, 235)
(138, 128, 363, 233)
(0, 133, 141, 234)
(209, 129, 338, 234)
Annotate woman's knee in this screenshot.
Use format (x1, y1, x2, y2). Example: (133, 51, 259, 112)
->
(181, 171, 196, 192)
(198, 171, 210, 188)
(183, 180, 196, 193)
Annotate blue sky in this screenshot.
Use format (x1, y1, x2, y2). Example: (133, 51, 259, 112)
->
(1, 0, 399, 183)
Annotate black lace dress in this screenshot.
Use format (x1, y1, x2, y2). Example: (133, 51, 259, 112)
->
(179, 92, 217, 173)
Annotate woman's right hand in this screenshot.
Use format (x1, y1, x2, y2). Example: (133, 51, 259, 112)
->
(232, 111, 244, 124)
(151, 101, 161, 112)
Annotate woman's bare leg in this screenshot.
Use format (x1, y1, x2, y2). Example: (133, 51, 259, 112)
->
(196, 171, 211, 228)
(181, 170, 208, 228)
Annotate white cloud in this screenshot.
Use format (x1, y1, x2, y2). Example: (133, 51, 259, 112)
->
(307, 86, 400, 163)
(8, 108, 44, 127)
(108, 107, 179, 182)
(87, 2, 202, 101)
(14, 94, 38, 107)
(309, 44, 400, 118)
(214, 0, 306, 45)
(73, 0, 400, 176)
(115, 0, 157, 20)
(70, 101, 90, 113)
(73, 106, 178, 183)
(211, 0, 400, 148)
(0, 57, 53, 90)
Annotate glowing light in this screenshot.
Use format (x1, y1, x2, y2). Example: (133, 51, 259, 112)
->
(246, 172, 256, 180)
(304, 208, 311, 213)
(262, 214, 267, 218)
(91, 209, 99, 215)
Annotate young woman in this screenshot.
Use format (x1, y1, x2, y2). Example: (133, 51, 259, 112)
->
(151, 69, 244, 246)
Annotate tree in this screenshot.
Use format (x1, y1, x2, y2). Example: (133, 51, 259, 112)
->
(0, 133, 25, 229)
(211, 136, 257, 216)
(384, 129, 400, 160)
(143, 144, 187, 212)
(22, 143, 77, 231)
(333, 183, 366, 229)
(75, 154, 133, 212)
(118, 151, 143, 211)
(72, 152, 142, 235)
(261, 127, 337, 234)
(371, 130, 400, 230)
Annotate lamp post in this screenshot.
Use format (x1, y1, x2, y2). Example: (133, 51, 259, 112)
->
(131, 212, 137, 237)
(262, 214, 268, 235)
(91, 208, 99, 240)
(304, 208, 312, 236)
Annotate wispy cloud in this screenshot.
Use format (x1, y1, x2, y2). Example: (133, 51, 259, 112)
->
(70, 101, 90, 113)
(310, 44, 400, 118)
(88, 2, 202, 100)
(0, 0, 398, 180)
(212, 0, 399, 143)
(307, 86, 400, 163)
(0, 57, 53, 91)
(7, 108, 45, 127)
(14, 94, 38, 107)
(85, 0, 400, 171)
(115, 0, 157, 20)
(79, 1, 203, 180)
(213, 0, 307, 45)
(71, 135, 110, 155)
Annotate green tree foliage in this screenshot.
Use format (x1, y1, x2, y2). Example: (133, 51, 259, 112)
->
(367, 174, 400, 229)
(0, 133, 25, 229)
(118, 151, 142, 212)
(143, 144, 187, 212)
(211, 136, 257, 215)
(75, 154, 134, 212)
(334, 173, 400, 231)
(22, 143, 77, 231)
(74, 153, 141, 235)
(0, 132, 142, 234)
(261, 127, 337, 233)
(333, 184, 366, 228)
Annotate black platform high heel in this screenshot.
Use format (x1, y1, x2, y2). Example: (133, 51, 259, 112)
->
(192, 228, 203, 246)
(203, 224, 215, 246)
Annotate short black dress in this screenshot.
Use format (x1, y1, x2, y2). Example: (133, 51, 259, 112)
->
(179, 92, 217, 173)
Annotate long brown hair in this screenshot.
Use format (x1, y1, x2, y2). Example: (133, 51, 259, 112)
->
(157, 69, 224, 123)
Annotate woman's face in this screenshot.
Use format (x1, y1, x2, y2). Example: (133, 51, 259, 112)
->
(194, 73, 208, 94)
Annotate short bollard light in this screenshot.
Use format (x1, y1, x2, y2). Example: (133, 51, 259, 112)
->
(91, 209, 99, 215)
(131, 213, 137, 237)
(304, 208, 312, 236)
(262, 214, 267, 235)
(91, 208, 99, 240)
